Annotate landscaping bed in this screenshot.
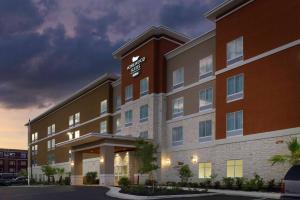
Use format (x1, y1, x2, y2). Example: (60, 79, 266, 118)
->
(120, 185, 208, 196)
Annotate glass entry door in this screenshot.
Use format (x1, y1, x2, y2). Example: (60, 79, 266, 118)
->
(114, 152, 129, 185)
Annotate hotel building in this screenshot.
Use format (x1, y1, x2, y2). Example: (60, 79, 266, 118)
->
(0, 149, 27, 177)
(27, 0, 300, 185)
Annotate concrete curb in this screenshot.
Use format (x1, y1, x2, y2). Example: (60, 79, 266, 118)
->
(105, 186, 217, 200)
(208, 189, 280, 199)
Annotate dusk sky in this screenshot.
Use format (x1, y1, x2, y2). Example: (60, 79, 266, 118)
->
(0, 0, 223, 149)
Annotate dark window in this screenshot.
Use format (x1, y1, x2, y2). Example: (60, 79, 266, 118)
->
(284, 165, 300, 181)
(20, 153, 27, 159)
(0, 152, 3, 157)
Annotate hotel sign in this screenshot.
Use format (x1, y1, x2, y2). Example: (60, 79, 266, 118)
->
(127, 56, 146, 77)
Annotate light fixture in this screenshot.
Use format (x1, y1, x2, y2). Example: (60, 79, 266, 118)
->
(100, 156, 104, 163)
(165, 158, 171, 166)
(70, 161, 74, 166)
(191, 155, 198, 164)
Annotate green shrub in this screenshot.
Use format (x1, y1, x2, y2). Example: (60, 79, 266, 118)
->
(166, 181, 177, 186)
(235, 177, 245, 189)
(178, 164, 193, 183)
(64, 176, 71, 185)
(118, 177, 130, 187)
(222, 177, 234, 189)
(85, 171, 97, 184)
(214, 181, 221, 189)
(145, 179, 157, 186)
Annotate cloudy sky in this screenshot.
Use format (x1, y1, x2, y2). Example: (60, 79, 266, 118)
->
(0, 0, 222, 149)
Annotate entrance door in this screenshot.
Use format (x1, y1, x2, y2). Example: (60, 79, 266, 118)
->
(114, 152, 129, 185)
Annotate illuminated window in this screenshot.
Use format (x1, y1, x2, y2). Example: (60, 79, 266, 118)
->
(100, 99, 108, 115)
(32, 132, 38, 142)
(125, 85, 133, 102)
(199, 88, 213, 111)
(199, 55, 213, 79)
(47, 124, 55, 135)
(227, 37, 243, 65)
(74, 113, 80, 124)
(199, 162, 212, 179)
(173, 68, 184, 89)
(172, 97, 184, 118)
(140, 77, 149, 96)
(69, 115, 74, 127)
(116, 117, 121, 132)
(100, 120, 107, 134)
(74, 130, 80, 139)
(227, 160, 243, 178)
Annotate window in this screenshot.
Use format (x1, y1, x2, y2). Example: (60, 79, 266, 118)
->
(32, 132, 38, 142)
(199, 88, 213, 111)
(172, 97, 184, 118)
(75, 130, 80, 139)
(48, 154, 55, 165)
(199, 162, 212, 179)
(47, 139, 55, 151)
(69, 115, 74, 127)
(125, 110, 133, 127)
(100, 120, 107, 134)
(199, 55, 213, 79)
(140, 77, 149, 96)
(75, 113, 80, 124)
(227, 37, 243, 65)
(140, 104, 148, 122)
(227, 160, 243, 178)
(32, 145, 38, 155)
(173, 68, 184, 89)
(0, 152, 3, 157)
(20, 161, 27, 166)
(47, 124, 55, 135)
(100, 99, 108, 115)
(199, 120, 212, 142)
(226, 110, 243, 137)
(227, 74, 244, 102)
(116, 96, 121, 111)
(125, 85, 133, 102)
(139, 131, 148, 139)
(0, 160, 3, 165)
(116, 117, 121, 132)
(68, 130, 80, 140)
(9, 160, 15, 166)
(9, 168, 15, 173)
(172, 127, 183, 146)
(20, 153, 27, 159)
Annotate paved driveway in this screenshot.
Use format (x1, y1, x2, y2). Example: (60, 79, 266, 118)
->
(0, 186, 277, 200)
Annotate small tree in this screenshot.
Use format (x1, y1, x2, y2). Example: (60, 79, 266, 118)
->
(41, 165, 57, 183)
(134, 139, 158, 189)
(269, 137, 300, 166)
(85, 172, 97, 184)
(18, 169, 28, 177)
(178, 164, 193, 183)
(56, 168, 65, 184)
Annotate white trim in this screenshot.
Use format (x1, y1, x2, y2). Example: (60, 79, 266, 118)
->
(216, 38, 300, 75)
(167, 108, 215, 124)
(167, 76, 215, 96)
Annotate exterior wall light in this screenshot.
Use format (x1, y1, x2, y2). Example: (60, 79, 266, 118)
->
(191, 155, 198, 164)
(70, 161, 74, 166)
(165, 158, 171, 166)
(100, 156, 104, 163)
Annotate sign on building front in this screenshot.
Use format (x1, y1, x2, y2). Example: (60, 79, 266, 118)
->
(127, 56, 146, 77)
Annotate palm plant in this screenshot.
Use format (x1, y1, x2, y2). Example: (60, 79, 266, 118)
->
(269, 137, 300, 166)
(56, 168, 65, 184)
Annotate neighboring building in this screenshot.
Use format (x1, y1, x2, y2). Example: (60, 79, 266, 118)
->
(0, 149, 27, 177)
(26, 0, 300, 185)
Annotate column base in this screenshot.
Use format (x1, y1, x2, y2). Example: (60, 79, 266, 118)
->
(71, 175, 83, 185)
(99, 174, 114, 186)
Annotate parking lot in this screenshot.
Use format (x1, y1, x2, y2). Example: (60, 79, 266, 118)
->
(0, 186, 277, 200)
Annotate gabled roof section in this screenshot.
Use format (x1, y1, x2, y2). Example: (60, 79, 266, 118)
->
(112, 26, 190, 59)
(204, 0, 251, 21)
(26, 73, 119, 126)
(165, 29, 215, 60)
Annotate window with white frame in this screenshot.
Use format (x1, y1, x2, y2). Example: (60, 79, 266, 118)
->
(226, 110, 243, 137)
(116, 117, 121, 132)
(48, 154, 55, 165)
(116, 96, 121, 111)
(125, 84, 133, 102)
(32, 145, 38, 155)
(172, 127, 183, 146)
(227, 74, 244, 102)
(100, 99, 108, 115)
(199, 120, 212, 142)
(172, 97, 184, 118)
(227, 160, 243, 178)
(75, 130, 80, 139)
(139, 131, 148, 139)
(69, 115, 74, 127)
(227, 37, 243, 65)
(140, 104, 148, 122)
(75, 113, 80, 124)
(199, 55, 213, 79)
(140, 77, 149, 96)
(172, 68, 184, 89)
(125, 110, 133, 127)
(47, 139, 55, 151)
(100, 120, 107, 134)
(47, 124, 55, 135)
(68, 130, 80, 140)
(199, 162, 212, 179)
(199, 88, 213, 111)
(31, 132, 38, 142)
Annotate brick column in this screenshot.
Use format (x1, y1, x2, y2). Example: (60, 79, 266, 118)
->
(71, 151, 83, 185)
(99, 145, 114, 186)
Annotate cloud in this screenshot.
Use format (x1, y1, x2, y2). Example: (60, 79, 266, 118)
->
(0, 0, 220, 109)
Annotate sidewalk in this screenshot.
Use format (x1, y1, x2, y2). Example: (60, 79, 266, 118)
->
(208, 189, 280, 199)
